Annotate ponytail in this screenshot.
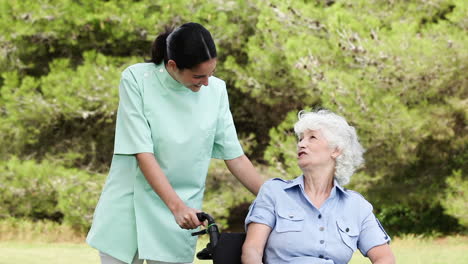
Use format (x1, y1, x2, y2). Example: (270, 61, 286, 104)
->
(147, 23, 216, 69)
(149, 26, 173, 65)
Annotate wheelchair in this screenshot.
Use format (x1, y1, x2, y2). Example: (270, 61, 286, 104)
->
(192, 212, 246, 264)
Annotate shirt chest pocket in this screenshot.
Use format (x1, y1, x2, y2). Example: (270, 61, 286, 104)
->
(275, 206, 305, 233)
(336, 219, 360, 251)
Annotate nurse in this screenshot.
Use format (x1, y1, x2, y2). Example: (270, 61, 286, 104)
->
(86, 22, 264, 264)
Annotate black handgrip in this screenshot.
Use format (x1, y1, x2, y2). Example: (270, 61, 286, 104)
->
(196, 212, 208, 222)
(196, 212, 215, 224)
(192, 212, 220, 248)
(191, 212, 214, 237)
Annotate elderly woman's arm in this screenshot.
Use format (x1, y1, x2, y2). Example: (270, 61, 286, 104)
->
(241, 223, 272, 264)
(367, 244, 395, 264)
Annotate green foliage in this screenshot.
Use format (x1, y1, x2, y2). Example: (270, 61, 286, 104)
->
(264, 110, 303, 179)
(0, 157, 62, 220)
(375, 203, 462, 236)
(441, 170, 468, 227)
(57, 168, 106, 233)
(259, 0, 467, 234)
(0, 157, 105, 232)
(203, 159, 255, 229)
(0, 0, 466, 235)
(0, 51, 138, 171)
(0, 217, 84, 242)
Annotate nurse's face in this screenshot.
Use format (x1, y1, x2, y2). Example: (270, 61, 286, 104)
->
(167, 58, 217, 92)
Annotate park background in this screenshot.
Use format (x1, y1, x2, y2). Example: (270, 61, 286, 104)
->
(0, 0, 466, 263)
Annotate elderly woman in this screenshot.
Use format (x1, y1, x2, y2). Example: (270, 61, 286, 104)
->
(242, 109, 395, 264)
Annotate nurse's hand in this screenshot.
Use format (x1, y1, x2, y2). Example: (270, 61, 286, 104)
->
(173, 204, 203, 229)
(134, 153, 204, 230)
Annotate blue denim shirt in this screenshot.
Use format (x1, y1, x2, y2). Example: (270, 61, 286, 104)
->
(245, 176, 390, 264)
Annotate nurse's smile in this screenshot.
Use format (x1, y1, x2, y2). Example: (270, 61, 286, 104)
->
(167, 58, 217, 92)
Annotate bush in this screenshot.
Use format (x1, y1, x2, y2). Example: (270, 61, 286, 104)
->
(0, 157, 105, 233)
(441, 170, 468, 228)
(0, 51, 137, 172)
(203, 159, 256, 229)
(57, 168, 105, 233)
(1, 0, 467, 236)
(0, 157, 63, 221)
(375, 203, 463, 236)
(0, 217, 84, 242)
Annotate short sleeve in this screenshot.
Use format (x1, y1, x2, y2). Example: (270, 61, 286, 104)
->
(245, 181, 276, 230)
(211, 85, 244, 160)
(113, 69, 154, 155)
(358, 212, 391, 256)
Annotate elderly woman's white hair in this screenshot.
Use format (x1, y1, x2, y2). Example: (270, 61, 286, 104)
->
(294, 109, 365, 185)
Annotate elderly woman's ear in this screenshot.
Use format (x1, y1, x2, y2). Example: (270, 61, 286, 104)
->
(331, 148, 342, 159)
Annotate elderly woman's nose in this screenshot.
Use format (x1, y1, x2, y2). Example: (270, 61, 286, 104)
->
(297, 139, 306, 147)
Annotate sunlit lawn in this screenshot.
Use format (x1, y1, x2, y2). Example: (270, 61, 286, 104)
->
(0, 241, 98, 264)
(0, 235, 467, 264)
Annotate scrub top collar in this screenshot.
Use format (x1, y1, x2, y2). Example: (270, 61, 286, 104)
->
(155, 63, 188, 92)
(283, 175, 349, 199)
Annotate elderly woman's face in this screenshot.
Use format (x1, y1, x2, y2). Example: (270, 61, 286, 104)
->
(297, 129, 337, 169)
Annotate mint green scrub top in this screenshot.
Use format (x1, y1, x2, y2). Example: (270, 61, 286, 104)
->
(86, 63, 244, 263)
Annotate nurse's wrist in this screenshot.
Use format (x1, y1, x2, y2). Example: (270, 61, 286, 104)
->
(167, 198, 187, 214)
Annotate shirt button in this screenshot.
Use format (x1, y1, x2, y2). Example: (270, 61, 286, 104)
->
(320, 240, 324, 244)
(346, 228, 350, 232)
(318, 214, 322, 219)
(159, 68, 164, 72)
(289, 215, 294, 219)
(319, 255, 324, 258)
(319, 227, 325, 231)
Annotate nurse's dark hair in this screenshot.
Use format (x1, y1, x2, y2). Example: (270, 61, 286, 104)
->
(149, 22, 217, 69)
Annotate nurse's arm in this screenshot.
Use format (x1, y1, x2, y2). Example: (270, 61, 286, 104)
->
(225, 154, 264, 195)
(367, 243, 395, 264)
(136, 152, 202, 229)
(242, 223, 271, 264)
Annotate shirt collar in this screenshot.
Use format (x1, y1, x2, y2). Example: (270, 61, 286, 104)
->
(154, 63, 188, 92)
(333, 179, 349, 197)
(283, 175, 349, 198)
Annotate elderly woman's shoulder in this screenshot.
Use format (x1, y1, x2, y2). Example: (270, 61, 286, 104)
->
(261, 177, 291, 189)
(342, 188, 374, 210)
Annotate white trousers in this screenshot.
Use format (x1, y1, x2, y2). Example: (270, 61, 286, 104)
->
(99, 251, 193, 264)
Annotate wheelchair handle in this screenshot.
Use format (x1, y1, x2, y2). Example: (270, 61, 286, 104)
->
(196, 212, 216, 224)
(191, 212, 220, 248)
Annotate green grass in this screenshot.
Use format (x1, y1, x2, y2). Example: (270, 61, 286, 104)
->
(0, 241, 98, 264)
(0, 235, 467, 264)
(351, 235, 468, 264)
